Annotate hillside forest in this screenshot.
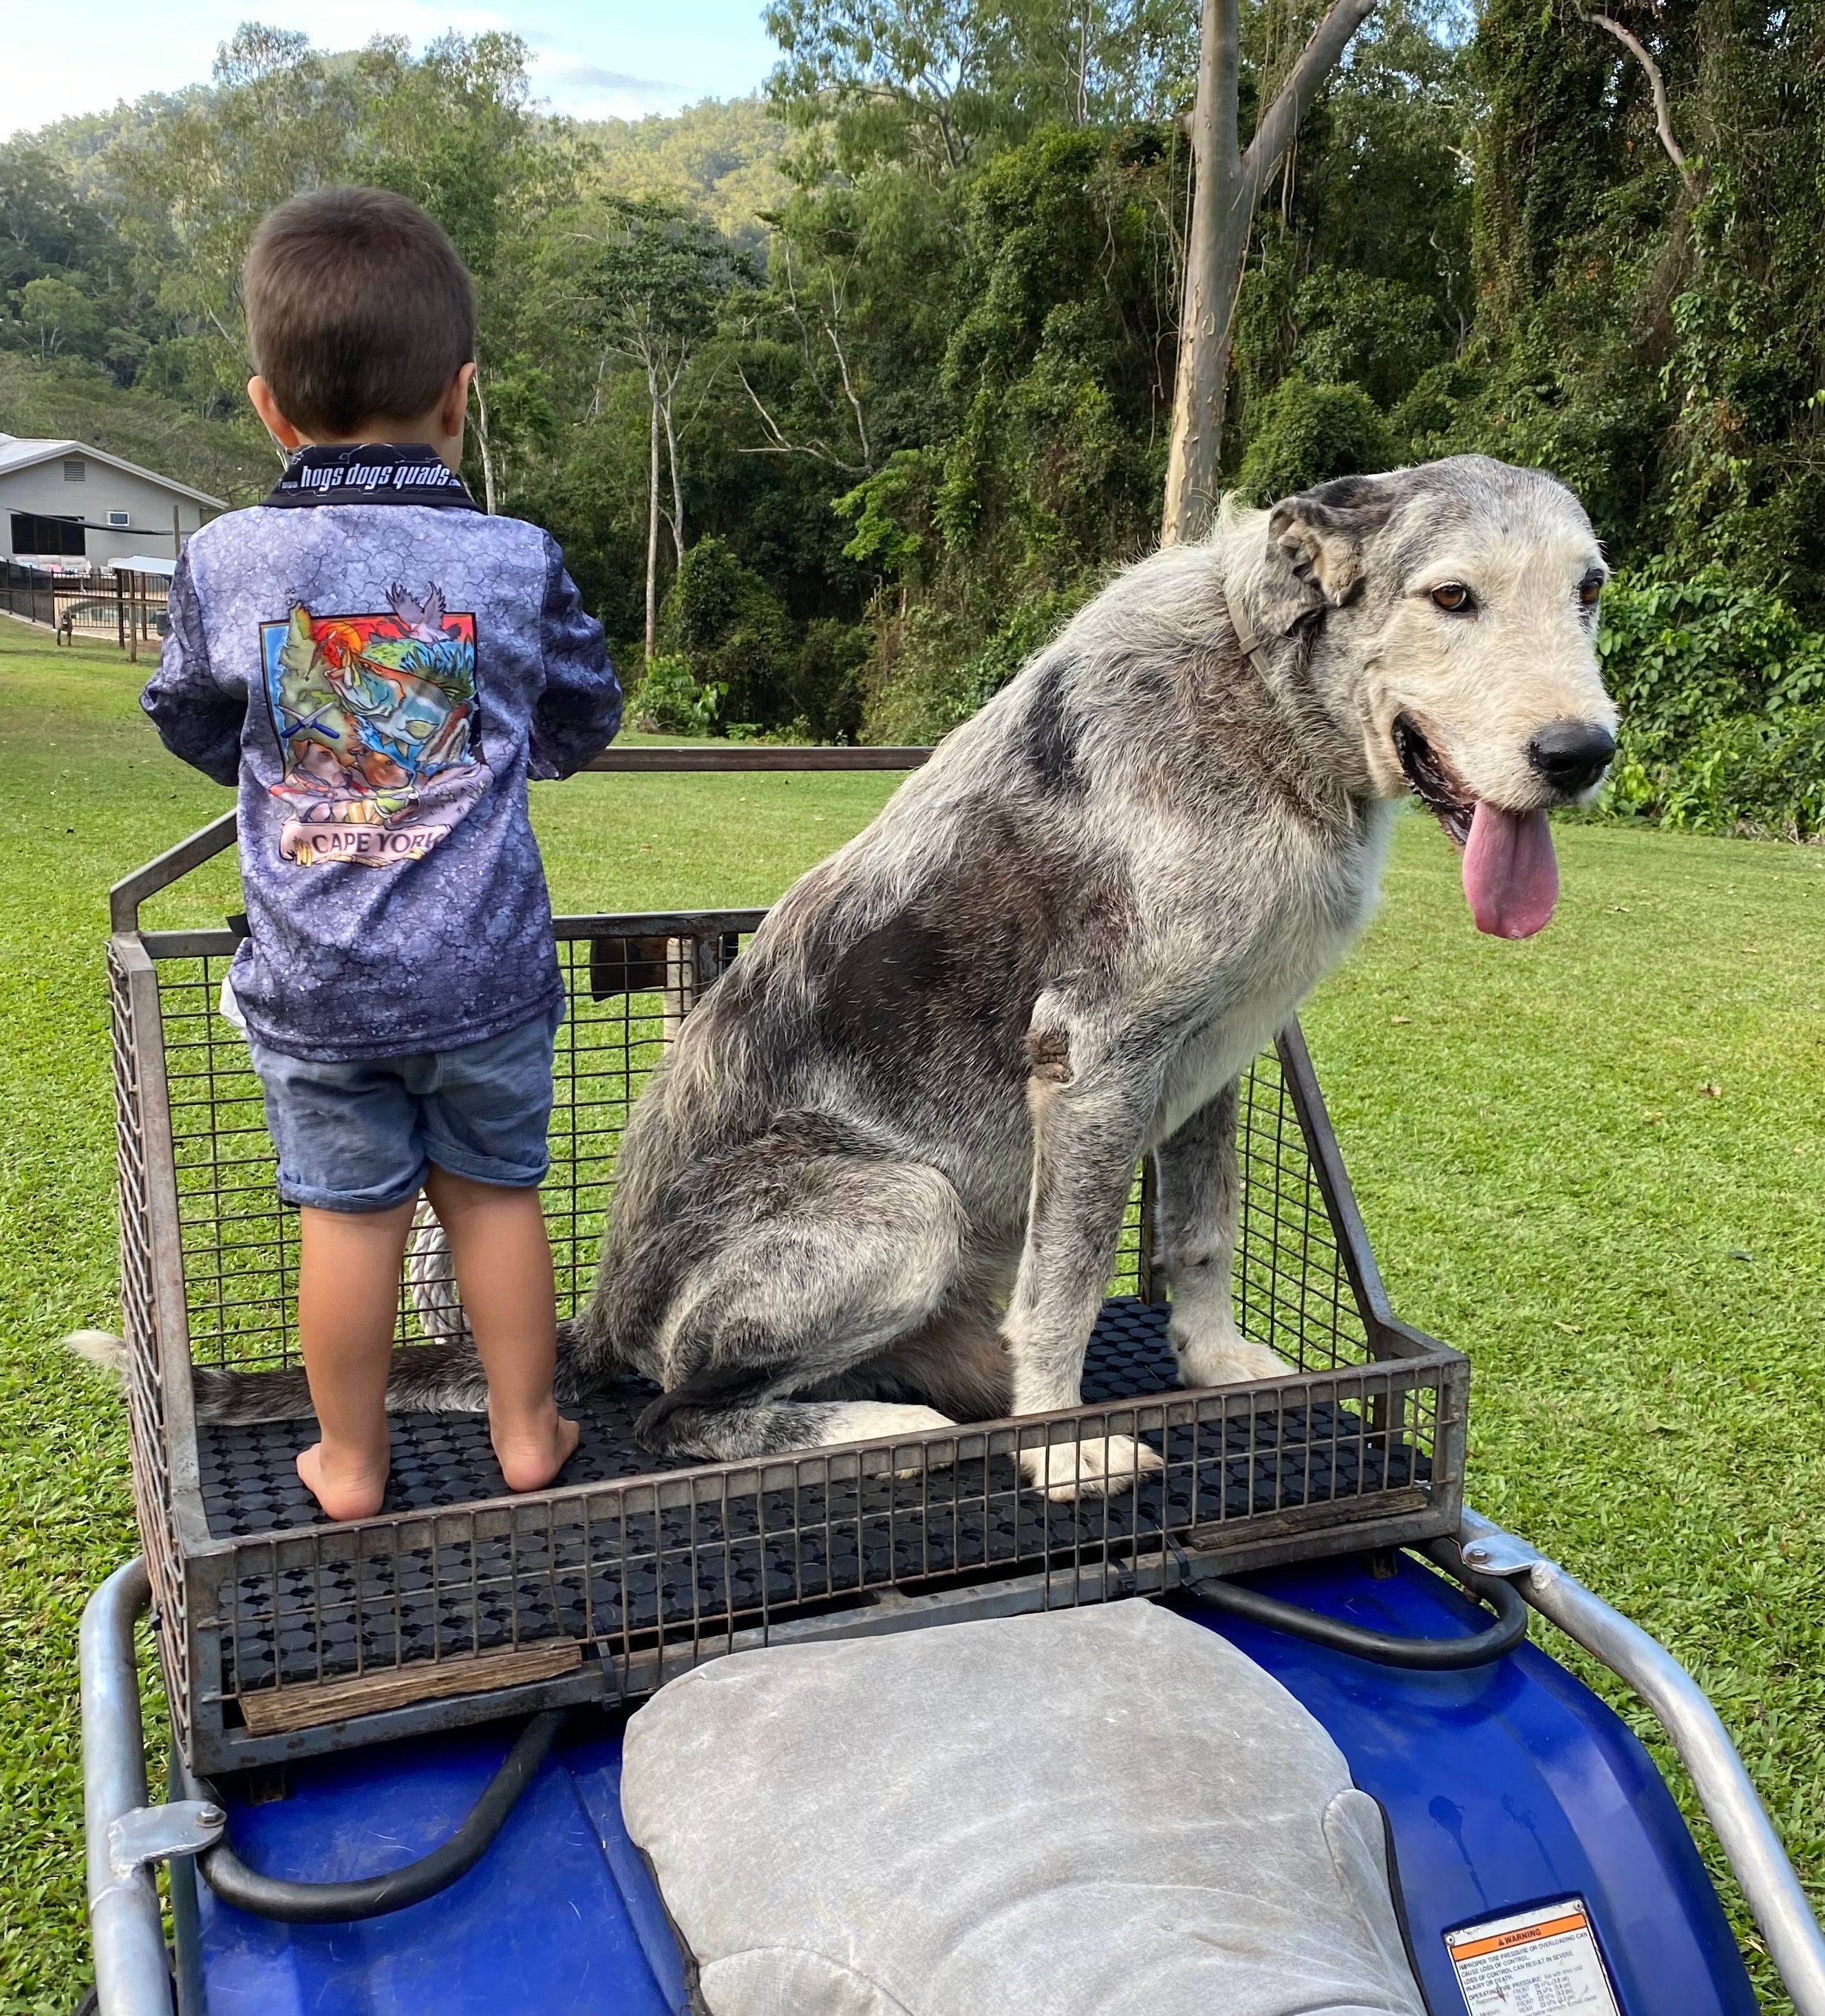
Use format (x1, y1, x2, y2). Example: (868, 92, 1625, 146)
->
(3, 2, 1822, 833)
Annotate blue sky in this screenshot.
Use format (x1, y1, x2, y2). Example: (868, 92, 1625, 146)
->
(5, 0, 779, 139)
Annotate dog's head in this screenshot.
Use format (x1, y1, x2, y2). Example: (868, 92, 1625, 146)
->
(1257, 456, 1616, 939)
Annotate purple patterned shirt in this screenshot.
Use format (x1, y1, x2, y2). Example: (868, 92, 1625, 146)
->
(141, 444, 621, 1062)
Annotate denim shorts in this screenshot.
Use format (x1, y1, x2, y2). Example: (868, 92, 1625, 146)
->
(248, 1006, 562, 1213)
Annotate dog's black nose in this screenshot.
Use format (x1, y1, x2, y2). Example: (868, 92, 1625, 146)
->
(1528, 720, 1616, 793)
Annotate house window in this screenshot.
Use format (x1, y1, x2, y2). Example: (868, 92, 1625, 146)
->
(12, 512, 85, 557)
(63, 459, 85, 482)
(108, 511, 131, 527)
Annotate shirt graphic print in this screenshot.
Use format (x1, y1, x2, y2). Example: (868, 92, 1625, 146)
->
(259, 579, 490, 867)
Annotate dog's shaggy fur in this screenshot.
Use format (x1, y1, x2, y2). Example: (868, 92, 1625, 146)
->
(169, 457, 1616, 1497)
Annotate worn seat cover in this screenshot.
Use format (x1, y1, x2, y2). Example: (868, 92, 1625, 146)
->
(619, 1600, 1427, 2016)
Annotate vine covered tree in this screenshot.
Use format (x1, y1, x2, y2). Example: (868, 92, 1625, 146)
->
(1160, 0, 1380, 542)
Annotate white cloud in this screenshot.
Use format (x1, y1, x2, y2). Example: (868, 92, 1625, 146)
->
(541, 60, 686, 118)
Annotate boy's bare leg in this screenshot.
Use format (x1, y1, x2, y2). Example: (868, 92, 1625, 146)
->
(423, 1166, 579, 1491)
(295, 1198, 417, 1519)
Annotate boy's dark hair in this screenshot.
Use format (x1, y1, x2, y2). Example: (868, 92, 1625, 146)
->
(245, 186, 476, 435)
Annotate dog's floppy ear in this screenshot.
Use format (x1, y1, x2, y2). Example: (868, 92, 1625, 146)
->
(1266, 474, 1401, 614)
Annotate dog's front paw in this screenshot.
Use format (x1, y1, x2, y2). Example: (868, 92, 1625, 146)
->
(1171, 1320, 1289, 1389)
(1021, 1432, 1163, 1501)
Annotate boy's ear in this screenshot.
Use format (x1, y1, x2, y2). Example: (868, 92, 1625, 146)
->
(442, 361, 477, 438)
(248, 377, 304, 452)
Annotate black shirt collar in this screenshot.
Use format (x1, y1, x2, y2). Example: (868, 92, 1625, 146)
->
(262, 442, 480, 511)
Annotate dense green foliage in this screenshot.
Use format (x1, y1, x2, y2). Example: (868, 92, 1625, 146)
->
(2, 0, 1820, 818)
(1596, 569, 1825, 837)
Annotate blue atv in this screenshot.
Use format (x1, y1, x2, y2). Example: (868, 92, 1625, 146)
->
(78, 772, 1825, 2016)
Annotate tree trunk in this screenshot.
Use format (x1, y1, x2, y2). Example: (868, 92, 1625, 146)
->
(1161, 0, 1246, 550)
(1160, 0, 1382, 546)
(645, 362, 661, 663)
(661, 362, 686, 568)
(470, 372, 499, 515)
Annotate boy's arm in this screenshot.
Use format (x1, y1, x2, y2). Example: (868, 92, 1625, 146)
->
(529, 535, 622, 780)
(139, 550, 243, 787)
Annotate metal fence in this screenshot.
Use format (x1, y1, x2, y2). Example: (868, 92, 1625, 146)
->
(1, 559, 169, 652)
(108, 795, 1466, 1775)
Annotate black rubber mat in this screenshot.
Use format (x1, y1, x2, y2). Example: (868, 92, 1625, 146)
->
(200, 1297, 1241, 1536)
(203, 1300, 1428, 1699)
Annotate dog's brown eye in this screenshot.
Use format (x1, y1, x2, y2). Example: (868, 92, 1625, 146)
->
(1578, 572, 1605, 608)
(1429, 582, 1472, 613)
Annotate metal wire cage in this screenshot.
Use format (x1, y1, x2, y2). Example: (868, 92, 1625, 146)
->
(108, 785, 1466, 1776)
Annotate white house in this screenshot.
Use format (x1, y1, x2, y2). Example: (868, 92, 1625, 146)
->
(0, 435, 224, 570)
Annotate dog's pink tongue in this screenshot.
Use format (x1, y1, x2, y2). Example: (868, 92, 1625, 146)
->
(1462, 801, 1559, 939)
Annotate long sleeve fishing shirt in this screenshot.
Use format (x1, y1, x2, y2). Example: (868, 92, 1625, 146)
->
(140, 442, 621, 1062)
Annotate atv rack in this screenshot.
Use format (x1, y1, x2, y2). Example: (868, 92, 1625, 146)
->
(107, 749, 1466, 1777)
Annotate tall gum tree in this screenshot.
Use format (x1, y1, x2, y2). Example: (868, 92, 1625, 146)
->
(1161, 0, 1380, 544)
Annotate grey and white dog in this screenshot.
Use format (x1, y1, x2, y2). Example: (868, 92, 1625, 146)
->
(176, 455, 1616, 1497)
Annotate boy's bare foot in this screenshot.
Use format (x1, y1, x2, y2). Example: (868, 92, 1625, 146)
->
(491, 1406, 580, 1493)
(296, 1440, 389, 1521)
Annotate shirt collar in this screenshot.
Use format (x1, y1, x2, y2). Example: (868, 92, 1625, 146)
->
(262, 442, 481, 511)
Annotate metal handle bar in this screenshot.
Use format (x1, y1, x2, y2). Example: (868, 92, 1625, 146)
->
(1459, 1508, 1825, 2016)
(81, 1561, 174, 2016)
(106, 748, 936, 932)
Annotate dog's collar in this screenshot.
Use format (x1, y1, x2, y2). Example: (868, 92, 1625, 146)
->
(1223, 589, 1276, 674)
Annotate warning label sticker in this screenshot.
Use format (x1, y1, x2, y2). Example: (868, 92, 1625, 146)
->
(1444, 1897, 1622, 2015)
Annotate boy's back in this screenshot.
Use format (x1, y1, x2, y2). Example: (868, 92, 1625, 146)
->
(145, 441, 618, 1062)
(136, 184, 615, 1516)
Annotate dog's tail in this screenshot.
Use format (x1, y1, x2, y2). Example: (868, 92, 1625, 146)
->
(67, 1329, 129, 1380)
(69, 1322, 600, 1425)
(64, 1206, 616, 1428)
(189, 1338, 497, 1424)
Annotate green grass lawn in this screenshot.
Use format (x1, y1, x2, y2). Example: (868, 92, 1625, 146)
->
(4, 614, 1823, 2012)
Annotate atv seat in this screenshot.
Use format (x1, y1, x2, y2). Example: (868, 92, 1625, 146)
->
(621, 1600, 1427, 2016)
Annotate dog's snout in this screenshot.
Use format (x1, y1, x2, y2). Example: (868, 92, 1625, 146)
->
(1527, 720, 1616, 793)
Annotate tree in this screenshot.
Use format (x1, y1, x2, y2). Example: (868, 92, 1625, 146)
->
(19, 275, 101, 359)
(1160, 0, 1380, 543)
(568, 199, 750, 656)
(356, 30, 576, 509)
(109, 25, 365, 438)
(765, 0, 1194, 169)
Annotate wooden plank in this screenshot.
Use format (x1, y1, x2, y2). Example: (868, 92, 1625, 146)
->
(1183, 1483, 1433, 1554)
(581, 745, 931, 773)
(236, 1637, 583, 1737)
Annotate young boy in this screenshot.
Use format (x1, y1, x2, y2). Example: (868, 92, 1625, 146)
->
(142, 186, 621, 1521)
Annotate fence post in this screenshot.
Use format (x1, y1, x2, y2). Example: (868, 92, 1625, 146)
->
(116, 569, 125, 654)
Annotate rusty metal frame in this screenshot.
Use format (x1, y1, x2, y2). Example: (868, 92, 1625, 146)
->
(105, 755, 1465, 1774)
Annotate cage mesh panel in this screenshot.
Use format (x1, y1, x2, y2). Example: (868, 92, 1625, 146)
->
(1235, 1055, 1372, 1372)
(110, 945, 193, 1755)
(116, 912, 1455, 1756)
(209, 1304, 1432, 1700)
(156, 933, 1136, 1369)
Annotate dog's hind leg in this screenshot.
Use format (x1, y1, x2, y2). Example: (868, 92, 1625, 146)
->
(1152, 1078, 1288, 1386)
(632, 1150, 970, 1467)
(862, 1299, 1012, 1424)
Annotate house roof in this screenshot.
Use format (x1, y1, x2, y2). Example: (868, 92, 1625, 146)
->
(0, 434, 226, 510)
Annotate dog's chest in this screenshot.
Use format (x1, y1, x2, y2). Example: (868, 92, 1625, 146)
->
(1144, 824, 1388, 1145)
(1146, 977, 1314, 1148)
